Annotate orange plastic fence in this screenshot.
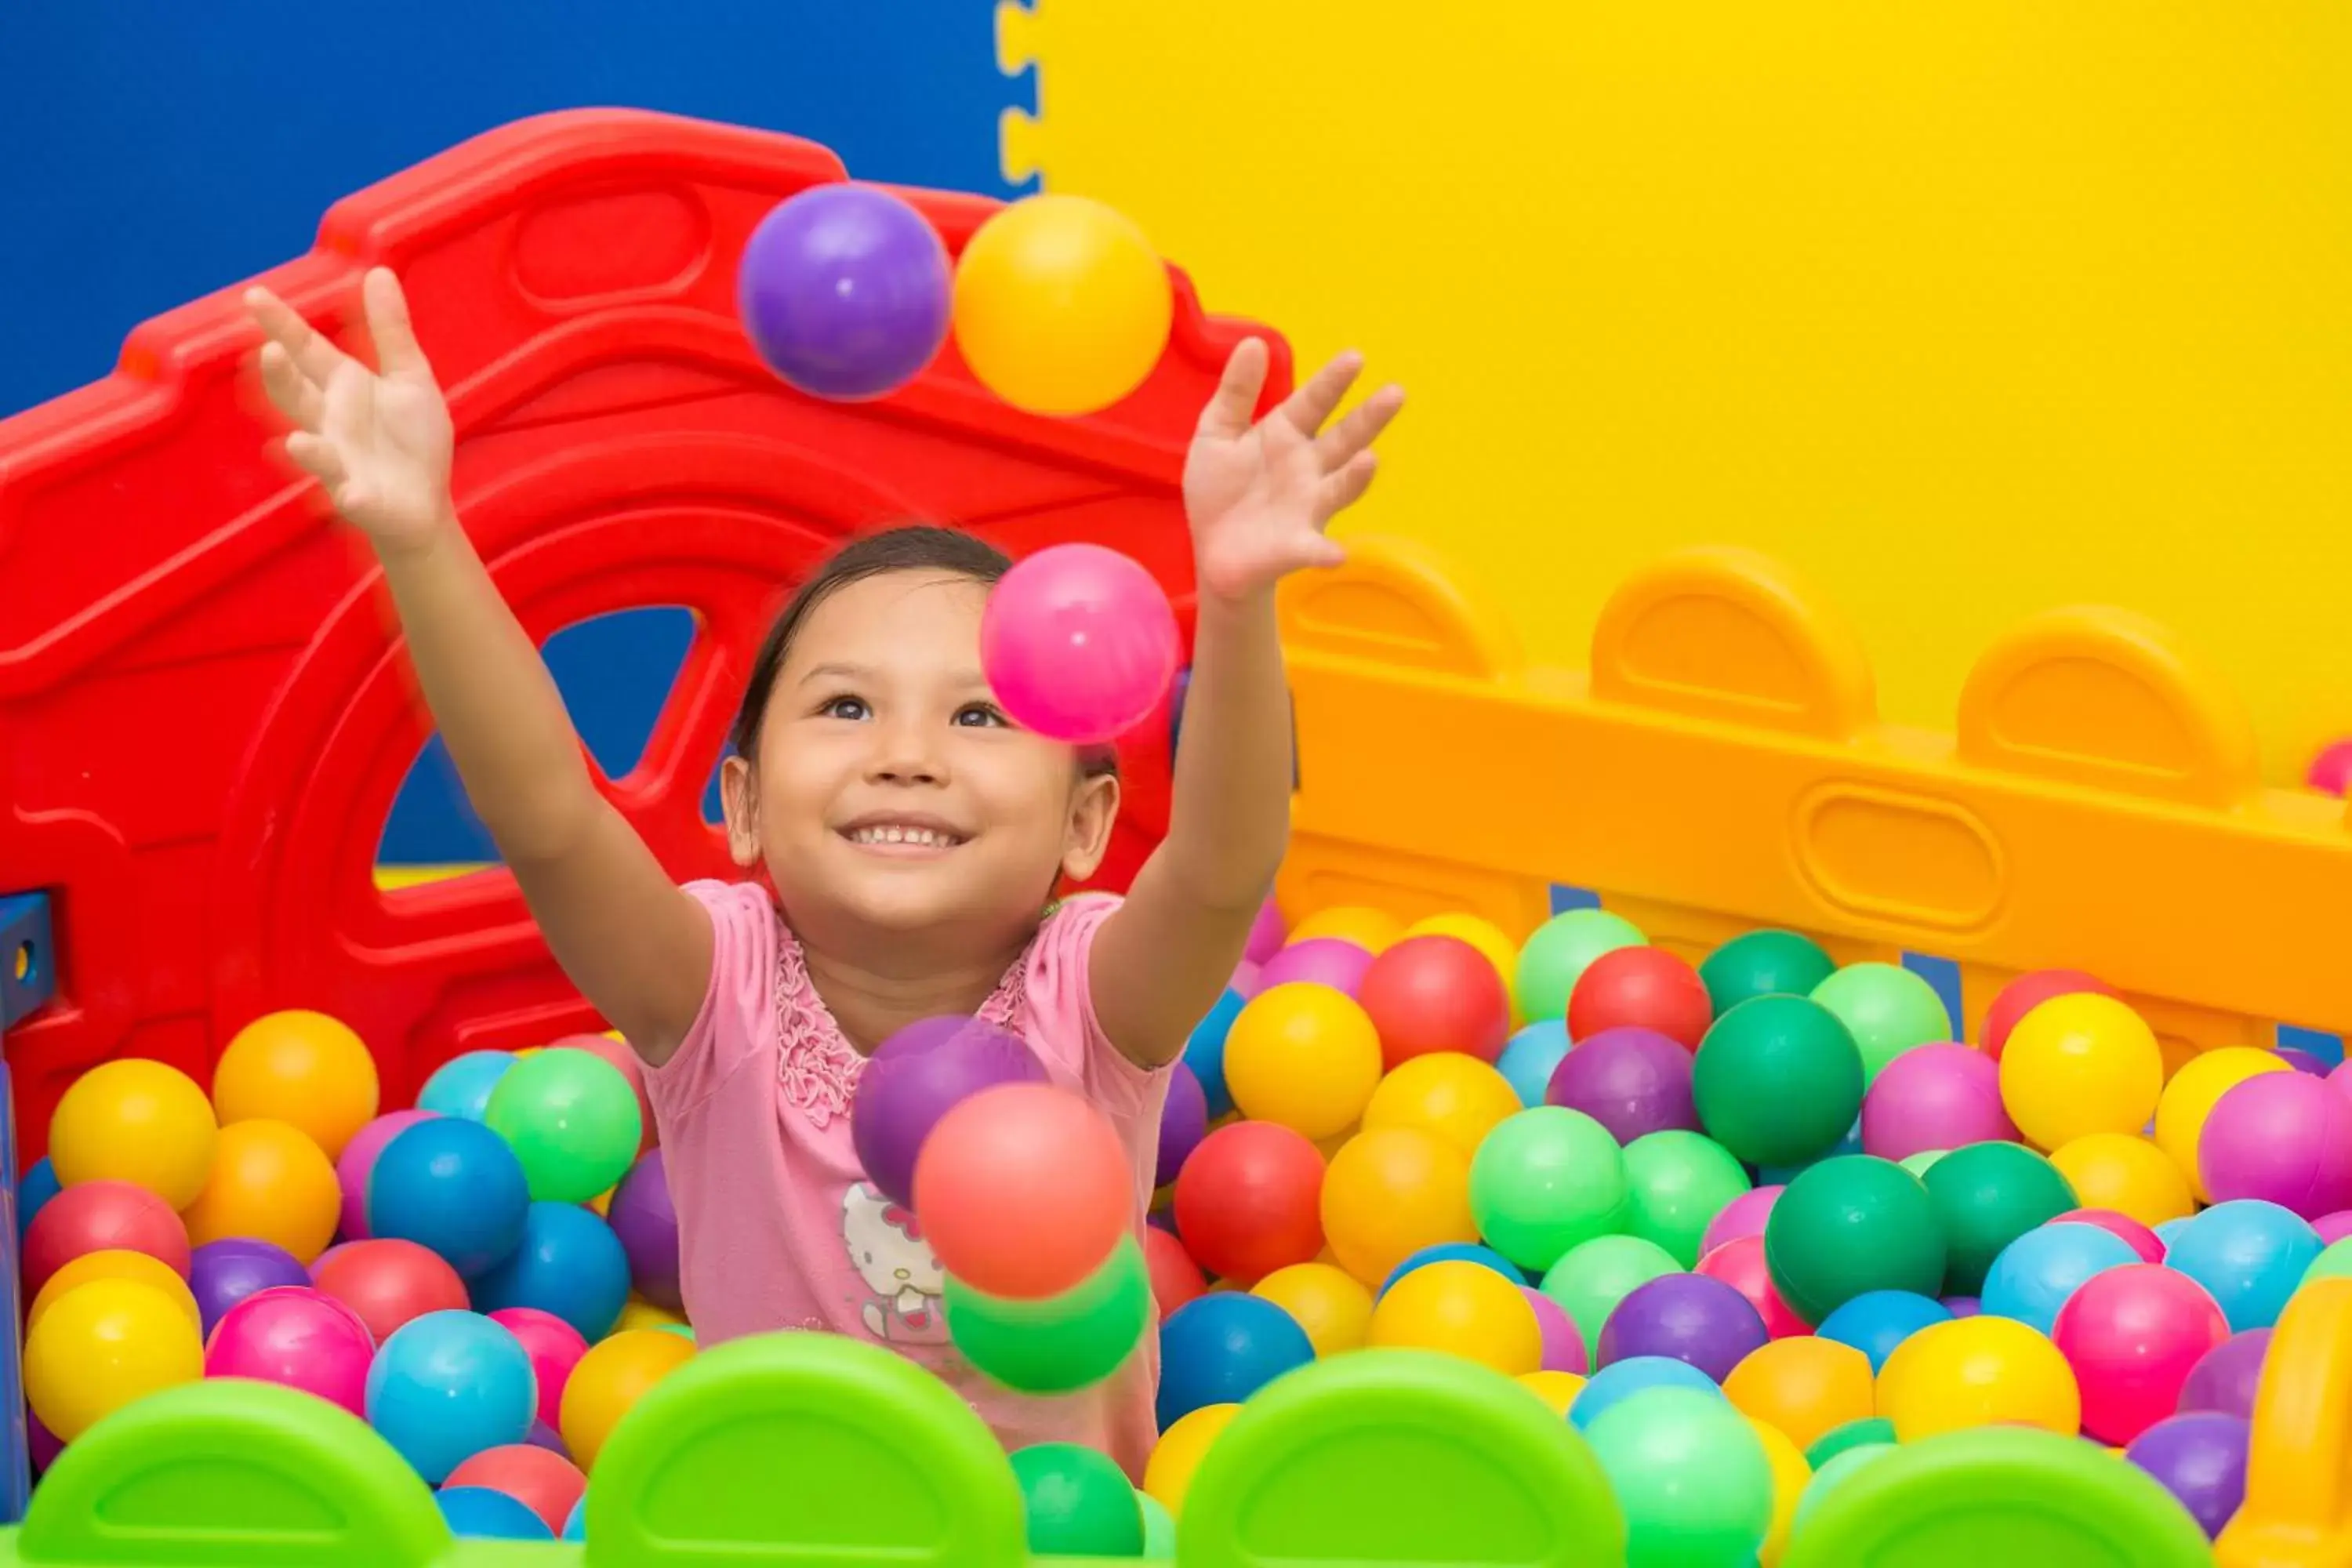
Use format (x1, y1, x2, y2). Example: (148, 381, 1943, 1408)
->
(1274, 538, 2352, 1063)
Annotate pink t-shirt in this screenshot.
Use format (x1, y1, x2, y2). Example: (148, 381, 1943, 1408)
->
(644, 880, 1171, 1478)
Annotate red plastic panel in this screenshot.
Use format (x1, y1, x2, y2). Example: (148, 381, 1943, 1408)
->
(0, 109, 1290, 1157)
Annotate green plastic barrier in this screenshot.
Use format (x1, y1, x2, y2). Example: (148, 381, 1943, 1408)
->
(0, 1332, 2220, 1567)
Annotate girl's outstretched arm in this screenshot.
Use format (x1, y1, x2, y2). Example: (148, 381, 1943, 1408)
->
(1091, 341, 1404, 1066)
(247, 269, 711, 1062)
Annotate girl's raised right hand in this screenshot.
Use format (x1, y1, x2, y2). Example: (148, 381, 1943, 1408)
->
(246, 267, 456, 550)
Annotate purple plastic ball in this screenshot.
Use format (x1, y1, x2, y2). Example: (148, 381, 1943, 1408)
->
(2125, 1412, 2249, 1538)
(2177, 1328, 2271, 1420)
(1545, 1027, 1696, 1143)
(1156, 1064, 1210, 1187)
(2278, 1047, 2330, 1076)
(1860, 1043, 2016, 1162)
(850, 1015, 1045, 1206)
(1942, 1295, 1982, 1317)
(2200, 1071, 2352, 1219)
(1256, 938, 1375, 995)
(187, 1237, 310, 1337)
(27, 1415, 60, 1474)
(605, 1149, 681, 1311)
(738, 185, 952, 401)
(1594, 1272, 1768, 1383)
(526, 1420, 571, 1457)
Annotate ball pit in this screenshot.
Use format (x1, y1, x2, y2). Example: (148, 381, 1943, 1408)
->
(491, 1306, 593, 1432)
(2129, 1413, 2253, 1542)
(1542, 1234, 1682, 1361)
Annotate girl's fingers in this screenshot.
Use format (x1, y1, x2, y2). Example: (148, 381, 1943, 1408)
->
(1280, 350, 1366, 438)
(1314, 450, 1380, 521)
(283, 430, 350, 492)
(256, 342, 325, 430)
(1198, 338, 1271, 440)
(244, 287, 348, 386)
(1314, 383, 1405, 473)
(361, 267, 434, 382)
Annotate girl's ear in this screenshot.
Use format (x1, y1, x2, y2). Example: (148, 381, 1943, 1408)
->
(720, 754, 763, 868)
(1059, 771, 1121, 884)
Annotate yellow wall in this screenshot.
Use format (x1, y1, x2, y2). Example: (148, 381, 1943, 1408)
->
(1002, 2, 2352, 782)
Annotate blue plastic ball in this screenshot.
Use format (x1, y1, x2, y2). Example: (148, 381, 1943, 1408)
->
(1155, 1293, 1313, 1428)
(1378, 1242, 1527, 1299)
(366, 1310, 537, 1483)
(1980, 1221, 2138, 1336)
(436, 1486, 552, 1540)
(562, 1497, 587, 1542)
(419, 1051, 520, 1122)
(470, 1201, 631, 1342)
(1814, 1290, 1952, 1373)
(1570, 1354, 1722, 1430)
(1497, 1022, 1573, 1108)
(2165, 1200, 2323, 1331)
(368, 1118, 530, 1278)
(19, 1157, 60, 1239)
(1184, 989, 1247, 1120)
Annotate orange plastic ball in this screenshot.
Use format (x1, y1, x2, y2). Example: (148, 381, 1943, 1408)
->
(179, 1118, 340, 1262)
(912, 1083, 1131, 1298)
(1366, 1258, 1542, 1375)
(1287, 906, 1403, 952)
(1223, 984, 1385, 1140)
(1722, 1336, 1875, 1451)
(213, 1010, 380, 1159)
(1319, 1127, 1477, 1287)
(1360, 1053, 1523, 1160)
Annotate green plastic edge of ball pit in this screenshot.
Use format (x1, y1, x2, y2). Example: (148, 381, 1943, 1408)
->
(1779, 1425, 2213, 1568)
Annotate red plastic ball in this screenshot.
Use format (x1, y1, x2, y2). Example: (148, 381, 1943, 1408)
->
(911, 1083, 1131, 1298)
(1170, 1121, 1327, 1286)
(1695, 1235, 1808, 1339)
(311, 1238, 470, 1345)
(1142, 1225, 1207, 1319)
(444, 1443, 587, 1533)
(1569, 946, 1712, 1050)
(1981, 969, 2118, 1060)
(1356, 935, 1512, 1070)
(22, 1179, 191, 1295)
(2052, 1263, 2227, 1444)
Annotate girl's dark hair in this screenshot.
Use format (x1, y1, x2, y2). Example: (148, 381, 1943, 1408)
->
(728, 524, 1119, 777)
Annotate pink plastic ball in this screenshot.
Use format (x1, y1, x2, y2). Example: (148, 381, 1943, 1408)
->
(1257, 938, 1376, 996)
(2200, 1072, 2352, 1219)
(2307, 739, 2352, 795)
(1700, 1185, 1784, 1258)
(1695, 1235, 1809, 1339)
(202, 1286, 376, 1417)
(2059, 1208, 2166, 1264)
(1523, 1285, 1588, 1375)
(2314, 1210, 2352, 1247)
(978, 543, 1179, 743)
(336, 1110, 438, 1242)
(1860, 1042, 2016, 1161)
(1231, 960, 1264, 1000)
(2053, 1264, 2229, 1444)
(1245, 899, 1287, 965)
(489, 1306, 591, 1432)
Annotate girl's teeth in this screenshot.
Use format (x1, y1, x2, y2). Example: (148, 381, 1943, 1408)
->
(856, 826, 950, 846)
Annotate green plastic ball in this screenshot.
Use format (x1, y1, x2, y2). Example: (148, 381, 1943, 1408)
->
(1692, 996, 1864, 1167)
(1809, 964, 1951, 1083)
(1515, 909, 1646, 1022)
(1586, 1387, 1773, 1568)
(1623, 1131, 1752, 1268)
(1898, 1149, 1947, 1178)
(1763, 1156, 1947, 1325)
(1795, 1443, 1898, 1531)
(1697, 930, 1836, 1018)
(1010, 1442, 1145, 1556)
(1539, 1233, 1682, 1361)
(1137, 1490, 1175, 1559)
(1468, 1107, 1630, 1271)
(2306, 1238, 2352, 1287)
(482, 1047, 645, 1203)
(1805, 1415, 1897, 1468)
(1920, 1140, 2078, 1295)
(946, 1236, 1150, 1394)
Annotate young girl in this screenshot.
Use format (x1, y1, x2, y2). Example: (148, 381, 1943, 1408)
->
(243, 267, 1402, 1475)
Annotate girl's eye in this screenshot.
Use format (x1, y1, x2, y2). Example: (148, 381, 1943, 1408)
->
(953, 703, 1007, 728)
(822, 695, 871, 721)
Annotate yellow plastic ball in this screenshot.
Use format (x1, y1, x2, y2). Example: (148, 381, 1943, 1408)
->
(1997, 993, 2163, 1151)
(1223, 984, 1385, 1140)
(1142, 1402, 1240, 1519)
(213, 1010, 380, 1160)
(27, 1250, 201, 1338)
(25, 1278, 204, 1441)
(1746, 1414, 1811, 1568)
(179, 1118, 340, 1262)
(951, 193, 1173, 416)
(1516, 1369, 1588, 1416)
(1250, 1262, 1373, 1357)
(1722, 1337, 1875, 1453)
(1876, 1316, 2081, 1440)
(50, 1059, 219, 1210)
(1319, 1127, 1478, 1288)
(1287, 906, 1405, 953)
(1360, 1053, 1524, 1160)
(561, 1328, 696, 1472)
(2154, 1047, 2293, 1202)
(615, 1297, 689, 1336)
(1366, 1259, 1542, 1376)
(2049, 1132, 2194, 1226)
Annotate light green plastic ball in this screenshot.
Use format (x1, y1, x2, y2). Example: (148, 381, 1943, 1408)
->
(1540, 1233, 1681, 1361)
(1623, 1131, 1753, 1268)
(1587, 1386, 1773, 1568)
(1809, 964, 1952, 1083)
(1515, 909, 1646, 1022)
(1469, 1107, 1630, 1272)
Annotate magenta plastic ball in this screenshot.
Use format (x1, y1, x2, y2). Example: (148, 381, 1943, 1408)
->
(848, 1014, 1044, 1206)
(979, 543, 1180, 743)
(2058, 1208, 2165, 1264)
(1156, 1064, 1210, 1187)
(1701, 1185, 1783, 1257)
(188, 1237, 311, 1336)
(1545, 1027, 1697, 1143)
(2200, 1071, 2352, 1219)
(1595, 1272, 1769, 1383)
(204, 1286, 376, 1417)
(1860, 1043, 2015, 1162)
(1525, 1286, 1588, 1374)
(488, 1306, 590, 1432)
(526, 1420, 570, 1457)
(1943, 1295, 1981, 1317)
(2125, 1412, 2249, 1539)
(1257, 938, 1376, 995)
(2316, 1210, 2352, 1246)
(27, 1416, 60, 1474)
(2307, 739, 2352, 794)
(337, 1110, 438, 1241)
(604, 1151, 680, 1311)
(737, 184, 952, 401)
(2177, 1328, 2271, 1420)
(1245, 900, 1287, 964)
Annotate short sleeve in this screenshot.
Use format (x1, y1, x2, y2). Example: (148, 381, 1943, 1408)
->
(642, 880, 779, 1128)
(1021, 895, 1168, 1123)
